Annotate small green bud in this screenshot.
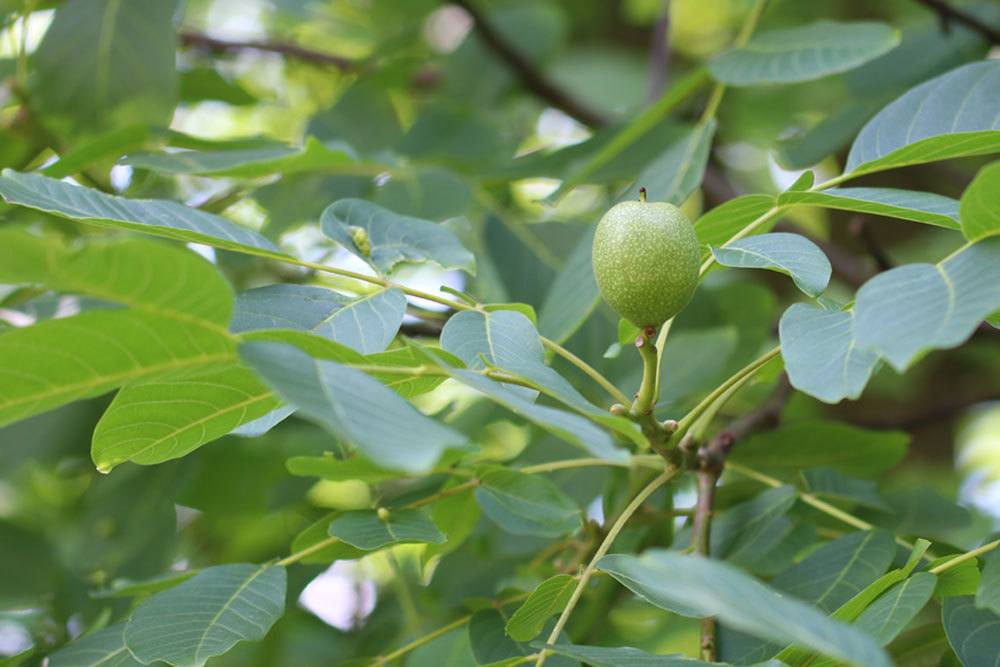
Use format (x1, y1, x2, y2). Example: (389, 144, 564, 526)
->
(349, 226, 372, 257)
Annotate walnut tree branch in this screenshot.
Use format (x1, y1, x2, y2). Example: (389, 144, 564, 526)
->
(647, 2, 672, 101)
(450, 0, 610, 127)
(911, 0, 1000, 44)
(686, 375, 791, 662)
(178, 31, 357, 70)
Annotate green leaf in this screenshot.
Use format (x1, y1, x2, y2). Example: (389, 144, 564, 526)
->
(483, 302, 539, 324)
(32, 0, 178, 135)
(829, 539, 930, 624)
(231, 284, 407, 354)
(779, 187, 961, 230)
(288, 512, 365, 565)
(239, 341, 465, 473)
(854, 573, 937, 644)
(711, 232, 832, 297)
(0, 521, 58, 607)
(408, 629, 476, 666)
(932, 557, 980, 598)
(797, 572, 938, 667)
(373, 167, 472, 221)
(960, 161, 1000, 242)
(731, 531, 903, 665)
(121, 137, 356, 178)
(48, 623, 144, 667)
(440, 310, 541, 368)
(491, 360, 644, 452)
(538, 227, 599, 345)
(414, 344, 629, 461)
(0, 311, 235, 430)
(540, 643, 783, 665)
(441, 315, 639, 447)
(320, 198, 475, 275)
(845, 60, 1000, 177)
(91, 365, 279, 470)
(777, 102, 884, 170)
(0, 231, 234, 327)
(40, 124, 153, 179)
(729, 420, 908, 477)
(618, 120, 717, 205)
(327, 508, 445, 550)
(599, 551, 891, 667)
(286, 454, 399, 483)
(711, 486, 797, 568)
(975, 548, 1000, 615)
(942, 596, 1000, 667)
(124, 563, 286, 667)
(854, 237, 1000, 371)
(363, 345, 461, 398)
(0, 170, 280, 256)
(694, 195, 777, 258)
(179, 67, 256, 106)
(506, 574, 576, 642)
(92, 571, 198, 600)
(441, 309, 544, 401)
(882, 488, 971, 546)
(779, 304, 879, 404)
(710, 21, 899, 85)
(475, 469, 581, 538)
(771, 531, 896, 612)
(237, 328, 366, 365)
(802, 468, 891, 511)
(469, 608, 568, 667)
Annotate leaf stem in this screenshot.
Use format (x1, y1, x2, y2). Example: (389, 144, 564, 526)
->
(673, 345, 780, 441)
(549, 67, 712, 197)
(343, 363, 536, 389)
(698, 204, 787, 276)
(371, 590, 531, 665)
(278, 457, 649, 567)
(725, 462, 926, 554)
(697, 0, 768, 126)
(534, 466, 680, 667)
(291, 257, 472, 311)
(652, 317, 674, 398)
(541, 336, 631, 406)
(373, 614, 471, 666)
(519, 457, 657, 474)
(276, 256, 628, 405)
(631, 329, 659, 417)
(928, 539, 1000, 575)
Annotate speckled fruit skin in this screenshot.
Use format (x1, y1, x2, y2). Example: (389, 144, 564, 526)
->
(592, 199, 700, 328)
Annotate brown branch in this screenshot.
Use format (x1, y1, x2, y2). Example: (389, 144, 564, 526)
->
(691, 467, 719, 661)
(450, 0, 609, 127)
(847, 388, 1000, 430)
(848, 216, 893, 273)
(911, 0, 1000, 44)
(687, 375, 792, 662)
(647, 2, 672, 101)
(178, 31, 357, 70)
(400, 320, 445, 337)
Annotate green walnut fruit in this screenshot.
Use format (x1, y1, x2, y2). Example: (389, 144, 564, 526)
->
(592, 192, 700, 328)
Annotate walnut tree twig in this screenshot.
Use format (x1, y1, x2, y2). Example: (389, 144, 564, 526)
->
(647, 1, 672, 101)
(911, 0, 1000, 44)
(450, 0, 609, 127)
(178, 30, 357, 70)
(686, 376, 792, 661)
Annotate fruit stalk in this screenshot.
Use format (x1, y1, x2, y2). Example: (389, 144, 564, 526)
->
(631, 326, 658, 418)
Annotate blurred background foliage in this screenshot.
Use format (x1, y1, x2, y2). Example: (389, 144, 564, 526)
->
(0, 0, 998, 664)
